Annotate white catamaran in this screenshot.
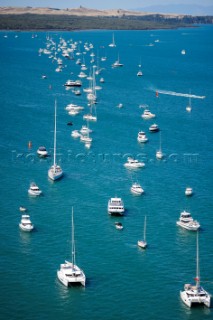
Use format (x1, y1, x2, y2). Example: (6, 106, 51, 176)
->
(57, 208, 86, 287)
(180, 231, 211, 308)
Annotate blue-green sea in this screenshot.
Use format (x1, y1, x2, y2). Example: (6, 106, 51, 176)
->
(0, 25, 213, 320)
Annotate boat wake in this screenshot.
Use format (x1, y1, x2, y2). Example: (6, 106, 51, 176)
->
(154, 89, 205, 99)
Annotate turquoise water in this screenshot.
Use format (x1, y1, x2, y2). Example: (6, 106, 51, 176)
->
(0, 26, 213, 320)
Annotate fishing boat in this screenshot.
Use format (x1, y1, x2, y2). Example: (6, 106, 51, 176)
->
(149, 123, 159, 132)
(131, 183, 144, 195)
(124, 157, 145, 169)
(108, 197, 125, 215)
(137, 131, 148, 143)
(176, 210, 200, 231)
(57, 208, 86, 287)
(138, 216, 147, 249)
(19, 214, 34, 232)
(180, 231, 211, 307)
(185, 187, 193, 196)
(37, 146, 48, 157)
(28, 182, 42, 196)
(48, 100, 63, 181)
(141, 109, 155, 119)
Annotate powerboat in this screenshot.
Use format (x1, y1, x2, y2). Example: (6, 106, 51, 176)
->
(71, 130, 81, 138)
(185, 187, 193, 196)
(28, 182, 42, 196)
(131, 183, 144, 195)
(137, 70, 143, 77)
(19, 206, 27, 212)
(19, 214, 34, 232)
(137, 131, 148, 143)
(65, 104, 84, 111)
(156, 150, 164, 159)
(124, 157, 145, 169)
(108, 197, 125, 215)
(180, 232, 211, 308)
(80, 125, 92, 135)
(149, 123, 159, 132)
(83, 114, 97, 122)
(115, 222, 123, 230)
(176, 210, 200, 231)
(37, 146, 48, 157)
(64, 79, 82, 87)
(141, 109, 155, 119)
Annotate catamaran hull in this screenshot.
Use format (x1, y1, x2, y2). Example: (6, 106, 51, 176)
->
(180, 291, 211, 308)
(57, 271, 86, 287)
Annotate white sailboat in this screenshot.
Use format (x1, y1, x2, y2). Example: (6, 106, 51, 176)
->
(48, 100, 63, 181)
(186, 92, 192, 112)
(137, 216, 147, 249)
(156, 131, 164, 159)
(57, 208, 86, 287)
(180, 231, 211, 308)
(109, 33, 116, 47)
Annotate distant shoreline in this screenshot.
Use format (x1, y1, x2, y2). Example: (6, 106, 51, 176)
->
(0, 7, 212, 31)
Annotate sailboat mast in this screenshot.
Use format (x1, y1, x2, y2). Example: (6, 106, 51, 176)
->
(144, 216, 146, 242)
(71, 207, 76, 266)
(196, 231, 200, 288)
(53, 100, 57, 168)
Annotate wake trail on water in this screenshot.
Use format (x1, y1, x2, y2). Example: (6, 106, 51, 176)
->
(149, 88, 205, 99)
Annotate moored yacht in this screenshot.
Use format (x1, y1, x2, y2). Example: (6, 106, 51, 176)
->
(180, 231, 211, 308)
(124, 157, 145, 169)
(176, 210, 200, 231)
(141, 109, 155, 119)
(57, 208, 86, 287)
(137, 131, 148, 143)
(131, 183, 144, 195)
(28, 182, 42, 196)
(108, 197, 125, 215)
(185, 187, 193, 196)
(149, 123, 159, 132)
(37, 146, 48, 157)
(19, 214, 34, 232)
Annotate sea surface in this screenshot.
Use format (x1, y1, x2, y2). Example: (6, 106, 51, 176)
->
(0, 25, 213, 320)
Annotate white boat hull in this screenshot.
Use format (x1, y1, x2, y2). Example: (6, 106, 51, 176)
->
(48, 167, 63, 181)
(137, 240, 147, 249)
(19, 223, 34, 232)
(180, 290, 211, 308)
(176, 221, 200, 231)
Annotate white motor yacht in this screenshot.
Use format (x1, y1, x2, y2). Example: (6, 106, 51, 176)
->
(83, 114, 97, 122)
(80, 125, 92, 135)
(19, 214, 34, 232)
(37, 146, 48, 157)
(71, 130, 81, 138)
(176, 210, 200, 231)
(28, 182, 42, 196)
(108, 197, 125, 215)
(141, 109, 155, 119)
(137, 131, 148, 143)
(124, 157, 145, 169)
(180, 232, 211, 308)
(156, 150, 164, 159)
(131, 183, 144, 195)
(185, 187, 193, 196)
(149, 123, 159, 132)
